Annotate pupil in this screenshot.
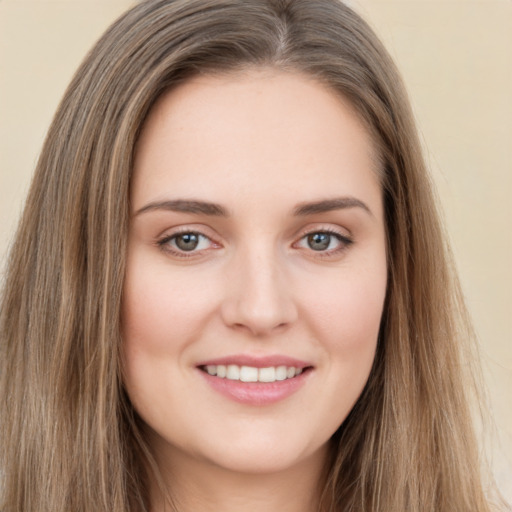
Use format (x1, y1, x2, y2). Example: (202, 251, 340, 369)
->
(308, 233, 330, 251)
(176, 233, 199, 251)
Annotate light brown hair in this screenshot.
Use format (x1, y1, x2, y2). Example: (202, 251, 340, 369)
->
(0, 0, 505, 510)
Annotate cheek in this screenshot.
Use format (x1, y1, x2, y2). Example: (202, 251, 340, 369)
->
(299, 264, 386, 398)
(121, 256, 218, 354)
(120, 257, 213, 421)
(304, 266, 386, 346)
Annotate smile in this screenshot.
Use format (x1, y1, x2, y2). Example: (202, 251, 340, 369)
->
(197, 357, 312, 405)
(201, 364, 303, 383)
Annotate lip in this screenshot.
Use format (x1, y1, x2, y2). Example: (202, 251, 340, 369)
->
(196, 354, 313, 406)
(196, 354, 311, 369)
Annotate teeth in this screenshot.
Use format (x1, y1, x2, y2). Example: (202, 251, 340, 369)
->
(206, 365, 217, 376)
(203, 364, 304, 383)
(239, 366, 258, 382)
(258, 366, 275, 382)
(275, 366, 287, 381)
(226, 365, 240, 380)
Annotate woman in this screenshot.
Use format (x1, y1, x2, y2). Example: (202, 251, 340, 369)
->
(0, 0, 505, 511)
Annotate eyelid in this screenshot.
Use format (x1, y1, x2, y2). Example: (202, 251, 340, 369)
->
(292, 225, 354, 256)
(293, 223, 352, 241)
(155, 225, 222, 258)
(154, 223, 353, 259)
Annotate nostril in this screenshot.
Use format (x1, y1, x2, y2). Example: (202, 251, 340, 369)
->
(222, 295, 298, 336)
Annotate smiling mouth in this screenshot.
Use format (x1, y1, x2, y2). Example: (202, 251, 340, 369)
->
(199, 364, 309, 383)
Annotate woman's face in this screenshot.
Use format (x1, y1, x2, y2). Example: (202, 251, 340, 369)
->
(122, 69, 387, 476)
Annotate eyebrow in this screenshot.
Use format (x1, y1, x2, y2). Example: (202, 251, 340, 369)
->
(293, 197, 373, 217)
(134, 196, 372, 218)
(134, 199, 229, 217)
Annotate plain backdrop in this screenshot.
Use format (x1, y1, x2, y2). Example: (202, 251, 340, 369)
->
(0, 0, 510, 502)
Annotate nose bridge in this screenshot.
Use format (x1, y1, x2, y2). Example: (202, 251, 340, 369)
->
(221, 239, 297, 335)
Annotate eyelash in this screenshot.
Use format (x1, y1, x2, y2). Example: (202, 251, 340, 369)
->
(156, 228, 218, 258)
(156, 227, 353, 259)
(294, 228, 353, 258)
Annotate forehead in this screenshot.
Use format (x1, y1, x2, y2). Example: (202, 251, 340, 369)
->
(132, 68, 381, 212)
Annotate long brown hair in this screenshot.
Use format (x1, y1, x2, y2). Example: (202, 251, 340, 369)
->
(0, 1, 504, 510)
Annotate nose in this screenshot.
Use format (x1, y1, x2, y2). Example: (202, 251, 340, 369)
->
(220, 246, 298, 336)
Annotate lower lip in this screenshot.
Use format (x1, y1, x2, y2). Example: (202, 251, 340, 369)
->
(198, 369, 310, 406)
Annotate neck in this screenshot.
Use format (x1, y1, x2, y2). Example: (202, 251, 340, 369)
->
(148, 444, 330, 512)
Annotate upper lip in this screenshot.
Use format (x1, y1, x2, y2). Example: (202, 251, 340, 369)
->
(196, 354, 312, 369)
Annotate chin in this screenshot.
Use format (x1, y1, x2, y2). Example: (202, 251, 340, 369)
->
(190, 431, 330, 477)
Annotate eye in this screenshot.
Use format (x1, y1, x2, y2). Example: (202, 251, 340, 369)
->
(158, 231, 214, 255)
(296, 230, 352, 253)
(306, 232, 333, 251)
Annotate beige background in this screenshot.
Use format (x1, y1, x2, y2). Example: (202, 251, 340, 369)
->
(0, 0, 510, 501)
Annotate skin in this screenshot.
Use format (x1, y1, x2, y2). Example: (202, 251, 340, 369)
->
(122, 68, 387, 512)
